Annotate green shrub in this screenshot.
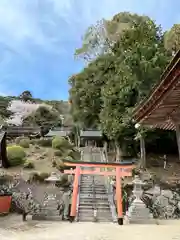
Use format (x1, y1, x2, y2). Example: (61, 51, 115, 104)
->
(29, 139, 38, 145)
(23, 160, 35, 169)
(56, 159, 66, 172)
(15, 136, 25, 145)
(38, 172, 50, 182)
(54, 150, 63, 157)
(19, 138, 30, 148)
(63, 156, 74, 161)
(52, 160, 57, 167)
(0, 173, 13, 185)
(52, 137, 62, 150)
(55, 174, 69, 188)
(28, 172, 39, 182)
(7, 145, 26, 166)
(132, 168, 140, 177)
(37, 138, 52, 147)
(52, 137, 72, 150)
(68, 150, 81, 160)
(28, 172, 50, 183)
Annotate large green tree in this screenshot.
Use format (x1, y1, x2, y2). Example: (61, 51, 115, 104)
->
(75, 12, 150, 62)
(70, 13, 171, 160)
(69, 55, 110, 129)
(164, 24, 180, 54)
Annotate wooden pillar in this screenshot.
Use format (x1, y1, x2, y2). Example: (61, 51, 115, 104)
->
(70, 166, 80, 221)
(140, 135, 146, 168)
(175, 124, 180, 161)
(116, 167, 123, 225)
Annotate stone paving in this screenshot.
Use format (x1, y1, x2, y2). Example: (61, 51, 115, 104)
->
(1, 215, 180, 240)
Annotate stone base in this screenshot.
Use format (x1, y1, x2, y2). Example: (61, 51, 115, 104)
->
(129, 219, 157, 225)
(128, 219, 156, 224)
(127, 199, 154, 224)
(32, 215, 63, 221)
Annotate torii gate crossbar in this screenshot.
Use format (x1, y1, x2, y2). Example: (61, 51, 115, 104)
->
(62, 161, 135, 225)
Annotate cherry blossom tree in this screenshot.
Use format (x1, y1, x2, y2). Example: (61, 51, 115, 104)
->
(6, 100, 51, 126)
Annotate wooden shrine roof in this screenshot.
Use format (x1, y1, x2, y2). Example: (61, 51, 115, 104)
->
(133, 50, 180, 130)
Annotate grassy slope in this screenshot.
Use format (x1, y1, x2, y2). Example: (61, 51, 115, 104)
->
(0, 145, 59, 180)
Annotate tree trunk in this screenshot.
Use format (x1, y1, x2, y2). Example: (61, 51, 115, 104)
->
(77, 136, 80, 147)
(140, 135, 146, 168)
(115, 141, 122, 162)
(103, 141, 108, 162)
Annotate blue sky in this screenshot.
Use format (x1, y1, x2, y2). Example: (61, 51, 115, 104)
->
(0, 0, 179, 100)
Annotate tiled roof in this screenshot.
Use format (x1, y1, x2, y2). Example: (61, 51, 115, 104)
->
(80, 130, 102, 137)
(45, 130, 70, 137)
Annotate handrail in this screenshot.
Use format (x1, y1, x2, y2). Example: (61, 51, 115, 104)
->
(92, 175, 97, 221)
(100, 150, 117, 222)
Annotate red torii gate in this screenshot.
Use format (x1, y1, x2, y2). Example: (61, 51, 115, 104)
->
(63, 160, 135, 225)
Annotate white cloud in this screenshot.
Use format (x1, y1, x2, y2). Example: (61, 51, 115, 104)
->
(0, 0, 176, 98)
(0, 0, 173, 55)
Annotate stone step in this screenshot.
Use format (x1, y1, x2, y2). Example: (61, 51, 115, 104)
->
(80, 184, 93, 185)
(79, 207, 110, 211)
(78, 216, 112, 222)
(78, 218, 95, 222)
(78, 208, 94, 213)
(79, 203, 110, 208)
(80, 199, 109, 204)
(79, 194, 108, 198)
(79, 209, 111, 215)
(79, 202, 109, 206)
(80, 185, 106, 188)
(80, 191, 107, 195)
(80, 181, 93, 183)
(80, 188, 107, 192)
(79, 205, 110, 210)
(96, 218, 112, 222)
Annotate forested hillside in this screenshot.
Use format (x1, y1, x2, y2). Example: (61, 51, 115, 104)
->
(69, 12, 180, 158)
(0, 91, 73, 127)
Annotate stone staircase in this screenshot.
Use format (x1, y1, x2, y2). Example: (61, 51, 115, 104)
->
(32, 192, 63, 221)
(94, 177, 113, 222)
(78, 173, 113, 222)
(78, 174, 94, 222)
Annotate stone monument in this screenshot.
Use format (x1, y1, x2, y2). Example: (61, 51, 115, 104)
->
(32, 172, 61, 220)
(127, 175, 154, 224)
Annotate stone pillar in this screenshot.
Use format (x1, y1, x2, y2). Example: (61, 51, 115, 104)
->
(175, 124, 180, 161)
(127, 175, 154, 224)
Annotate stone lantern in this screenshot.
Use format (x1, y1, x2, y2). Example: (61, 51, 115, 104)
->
(132, 175, 143, 200)
(127, 175, 154, 224)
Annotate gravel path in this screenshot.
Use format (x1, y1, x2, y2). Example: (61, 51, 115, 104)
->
(1, 215, 180, 240)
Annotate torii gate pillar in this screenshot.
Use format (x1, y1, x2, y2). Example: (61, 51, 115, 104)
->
(116, 167, 123, 225)
(70, 166, 80, 221)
